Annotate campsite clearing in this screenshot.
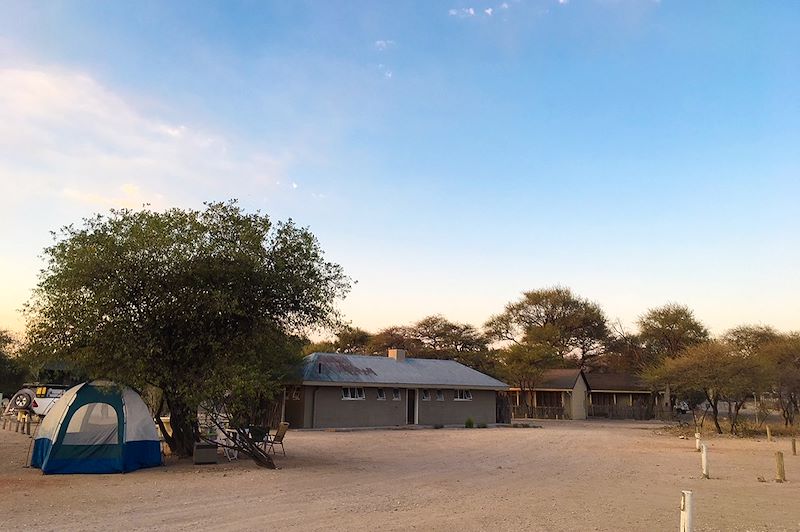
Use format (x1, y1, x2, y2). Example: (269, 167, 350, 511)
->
(1, 420, 798, 531)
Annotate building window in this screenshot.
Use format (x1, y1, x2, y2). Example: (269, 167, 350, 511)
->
(421, 389, 431, 401)
(454, 389, 472, 401)
(376, 388, 386, 401)
(436, 389, 444, 401)
(392, 388, 401, 401)
(341, 387, 365, 400)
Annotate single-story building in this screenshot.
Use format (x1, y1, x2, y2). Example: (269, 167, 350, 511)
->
(509, 369, 663, 420)
(284, 349, 508, 429)
(509, 369, 589, 420)
(584, 373, 660, 420)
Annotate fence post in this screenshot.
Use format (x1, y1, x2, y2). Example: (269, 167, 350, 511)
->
(701, 444, 709, 479)
(766, 426, 772, 443)
(679, 490, 693, 532)
(695, 433, 701, 452)
(775, 452, 786, 483)
(792, 437, 797, 457)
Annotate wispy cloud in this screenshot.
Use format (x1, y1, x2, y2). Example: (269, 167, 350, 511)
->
(484, 8, 494, 15)
(374, 40, 396, 51)
(449, 7, 476, 17)
(0, 66, 290, 211)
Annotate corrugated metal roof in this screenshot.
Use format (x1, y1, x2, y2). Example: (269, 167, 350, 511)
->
(585, 373, 650, 392)
(301, 353, 508, 390)
(536, 369, 586, 390)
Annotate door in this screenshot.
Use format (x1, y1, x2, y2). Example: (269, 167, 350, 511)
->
(406, 389, 416, 424)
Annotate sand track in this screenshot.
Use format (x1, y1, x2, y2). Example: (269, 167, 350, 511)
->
(1, 420, 798, 531)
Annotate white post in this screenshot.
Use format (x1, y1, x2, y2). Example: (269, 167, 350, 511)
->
(695, 433, 701, 452)
(680, 490, 694, 532)
(701, 444, 709, 479)
(766, 425, 772, 443)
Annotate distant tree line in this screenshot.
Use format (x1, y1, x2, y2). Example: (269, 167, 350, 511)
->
(304, 286, 799, 435)
(6, 199, 799, 460)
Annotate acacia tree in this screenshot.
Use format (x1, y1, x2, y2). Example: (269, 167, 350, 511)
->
(23, 202, 349, 459)
(646, 340, 769, 434)
(485, 287, 608, 367)
(760, 334, 800, 427)
(499, 343, 560, 417)
(637, 304, 709, 365)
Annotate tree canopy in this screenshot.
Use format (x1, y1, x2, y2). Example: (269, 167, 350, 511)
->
(23, 202, 350, 459)
(485, 286, 608, 367)
(0, 330, 26, 397)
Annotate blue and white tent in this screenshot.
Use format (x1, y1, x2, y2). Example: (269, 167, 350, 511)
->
(31, 381, 161, 474)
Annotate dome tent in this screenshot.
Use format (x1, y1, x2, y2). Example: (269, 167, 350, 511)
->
(31, 381, 161, 474)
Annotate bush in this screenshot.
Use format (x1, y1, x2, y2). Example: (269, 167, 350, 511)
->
(465, 417, 475, 428)
(477, 422, 487, 429)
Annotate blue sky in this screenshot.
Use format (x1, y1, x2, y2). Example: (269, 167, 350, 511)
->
(1, 0, 798, 336)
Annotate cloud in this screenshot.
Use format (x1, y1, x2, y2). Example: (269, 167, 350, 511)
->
(384, 70, 393, 79)
(500, 2, 509, 8)
(0, 66, 289, 212)
(449, 7, 476, 17)
(484, 8, 494, 15)
(558, 0, 568, 4)
(374, 40, 396, 51)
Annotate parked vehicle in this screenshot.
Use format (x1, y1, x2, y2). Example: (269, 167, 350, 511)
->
(674, 400, 690, 415)
(6, 384, 70, 417)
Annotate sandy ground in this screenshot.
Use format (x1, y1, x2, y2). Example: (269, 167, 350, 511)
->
(1, 420, 798, 531)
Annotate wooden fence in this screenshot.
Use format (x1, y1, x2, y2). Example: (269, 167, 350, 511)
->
(512, 405, 568, 420)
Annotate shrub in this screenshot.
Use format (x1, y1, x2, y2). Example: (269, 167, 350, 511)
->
(477, 422, 487, 429)
(465, 417, 475, 428)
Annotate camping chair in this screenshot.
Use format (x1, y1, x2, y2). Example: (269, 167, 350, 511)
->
(263, 422, 289, 456)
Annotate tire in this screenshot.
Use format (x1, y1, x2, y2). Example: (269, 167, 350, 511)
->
(12, 392, 32, 410)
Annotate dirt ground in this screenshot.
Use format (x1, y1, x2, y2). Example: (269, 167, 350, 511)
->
(1, 420, 798, 531)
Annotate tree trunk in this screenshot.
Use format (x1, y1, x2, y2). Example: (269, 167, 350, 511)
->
(707, 393, 722, 434)
(165, 395, 198, 457)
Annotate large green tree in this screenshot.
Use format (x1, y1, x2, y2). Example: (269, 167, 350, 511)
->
(485, 287, 609, 367)
(0, 330, 26, 398)
(24, 202, 349, 459)
(637, 303, 709, 367)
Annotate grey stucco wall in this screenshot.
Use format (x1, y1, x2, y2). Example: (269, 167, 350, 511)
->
(417, 389, 495, 426)
(293, 385, 498, 428)
(308, 386, 407, 428)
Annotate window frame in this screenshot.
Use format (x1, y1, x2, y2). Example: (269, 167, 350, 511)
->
(376, 388, 386, 401)
(341, 387, 366, 400)
(435, 389, 444, 401)
(392, 388, 401, 401)
(454, 389, 473, 401)
(421, 389, 431, 401)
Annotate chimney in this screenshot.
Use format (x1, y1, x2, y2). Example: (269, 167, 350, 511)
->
(388, 348, 406, 362)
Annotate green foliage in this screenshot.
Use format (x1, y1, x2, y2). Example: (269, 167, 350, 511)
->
(0, 330, 27, 397)
(637, 304, 709, 366)
(645, 340, 770, 434)
(485, 286, 609, 367)
(759, 334, 800, 426)
(464, 417, 474, 428)
(23, 201, 350, 457)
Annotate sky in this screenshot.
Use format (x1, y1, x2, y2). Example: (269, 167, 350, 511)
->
(1, 0, 798, 338)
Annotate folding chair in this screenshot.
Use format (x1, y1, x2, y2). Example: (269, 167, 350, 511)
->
(264, 422, 289, 456)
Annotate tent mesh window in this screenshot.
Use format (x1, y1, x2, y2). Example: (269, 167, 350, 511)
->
(63, 402, 119, 445)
